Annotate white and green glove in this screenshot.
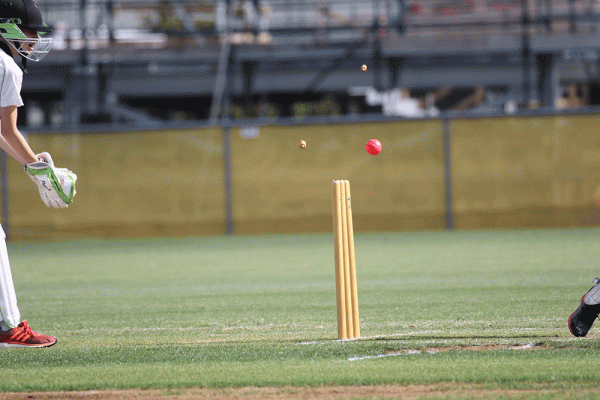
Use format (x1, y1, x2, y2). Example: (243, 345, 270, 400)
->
(25, 152, 77, 208)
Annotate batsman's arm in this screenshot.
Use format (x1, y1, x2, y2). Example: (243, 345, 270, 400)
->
(0, 105, 73, 208)
(0, 105, 37, 166)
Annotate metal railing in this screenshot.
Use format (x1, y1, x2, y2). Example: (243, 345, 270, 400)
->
(35, 0, 599, 44)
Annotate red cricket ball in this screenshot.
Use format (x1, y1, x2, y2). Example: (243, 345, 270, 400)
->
(366, 139, 382, 155)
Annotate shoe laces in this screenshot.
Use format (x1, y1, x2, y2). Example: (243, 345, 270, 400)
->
(17, 320, 37, 337)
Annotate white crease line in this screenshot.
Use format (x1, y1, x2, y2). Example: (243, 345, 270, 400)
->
(299, 331, 443, 345)
(348, 344, 537, 361)
(349, 350, 422, 361)
(512, 343, 534, 350)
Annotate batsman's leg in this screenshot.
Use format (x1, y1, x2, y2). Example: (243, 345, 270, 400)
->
(0, 225, 20, 330)
(569, 277, 600, 337)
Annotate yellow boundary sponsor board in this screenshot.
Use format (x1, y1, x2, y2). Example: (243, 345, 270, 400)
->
(451, 114, 600, 228)
(6, 128, 225, 240)
(230, 120, 446, 234)
(2, 114, 599, 240)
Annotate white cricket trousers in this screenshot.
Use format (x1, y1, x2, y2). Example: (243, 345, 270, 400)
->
(0, 224, 19, 329)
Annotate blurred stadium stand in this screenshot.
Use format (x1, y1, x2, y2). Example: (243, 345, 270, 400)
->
(18, 0, 600, 129)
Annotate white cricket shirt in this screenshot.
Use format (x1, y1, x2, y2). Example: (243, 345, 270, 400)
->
(0, 50, 23, 108)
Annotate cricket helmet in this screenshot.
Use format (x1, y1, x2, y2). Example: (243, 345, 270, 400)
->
(0, 0, 52, 61)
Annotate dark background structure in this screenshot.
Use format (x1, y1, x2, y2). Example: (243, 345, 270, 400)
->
(19, 0, 600, 130)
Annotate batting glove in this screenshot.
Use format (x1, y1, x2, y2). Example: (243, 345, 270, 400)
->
(25, 152, 77, 208)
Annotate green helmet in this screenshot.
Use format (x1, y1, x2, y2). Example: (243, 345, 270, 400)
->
(0, 0, 52, 61)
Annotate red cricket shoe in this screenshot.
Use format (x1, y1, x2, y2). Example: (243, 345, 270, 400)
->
(0, 320, 57, 348)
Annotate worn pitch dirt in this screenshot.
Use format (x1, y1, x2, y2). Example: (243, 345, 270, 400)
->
(3, 384, 598, 400)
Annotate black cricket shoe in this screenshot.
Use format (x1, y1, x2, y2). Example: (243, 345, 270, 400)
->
(568, 278, 600, 337)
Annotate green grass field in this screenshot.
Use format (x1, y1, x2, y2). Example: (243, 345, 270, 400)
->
(2, 228, 600, 399)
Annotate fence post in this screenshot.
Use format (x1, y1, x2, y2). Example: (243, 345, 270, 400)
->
(222, 125, 234, 235)
(442, 116, 454, 231)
